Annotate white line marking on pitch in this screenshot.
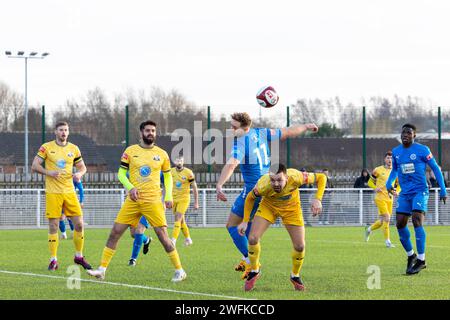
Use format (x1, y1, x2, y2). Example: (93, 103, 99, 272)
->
(0, 270, 255, 300)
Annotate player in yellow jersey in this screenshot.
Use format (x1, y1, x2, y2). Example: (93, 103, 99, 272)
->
(87, 120, 186, 282)
(170, 155, 199, 247)
(365, 151, 398, 248)
(238, 164, 326, 292)
(31, 121, 92, 271)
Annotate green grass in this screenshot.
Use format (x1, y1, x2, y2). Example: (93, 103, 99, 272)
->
(1, 225, 450, 300)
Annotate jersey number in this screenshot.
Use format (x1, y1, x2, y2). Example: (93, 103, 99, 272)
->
(253, 143, 269, 170)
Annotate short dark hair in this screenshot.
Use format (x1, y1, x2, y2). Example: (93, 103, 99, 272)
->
(269, 163, 287, 175)
(55, 121, 69, 129)
(323, 168, 328, 172)
(139, 120, 157, 131)
(402, 123, 416, 132)
(384, 151, 392, 158)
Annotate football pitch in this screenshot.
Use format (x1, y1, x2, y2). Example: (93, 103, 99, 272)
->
(1, 225, 450, 300)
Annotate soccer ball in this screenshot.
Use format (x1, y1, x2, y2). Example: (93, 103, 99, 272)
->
(256, 85, 279, 108)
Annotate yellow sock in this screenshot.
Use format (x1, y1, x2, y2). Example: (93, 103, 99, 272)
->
(382, 221, 390, 241)
(172, 221, 181, 240)
(100, 247, 116, 268)
(168, 249, 182, 270)
(181, 220, 190, 238)
(292, 249, 305, 276)
(370, 220, 382, 231)
(48, 233, 58, 259)
(248, 243, 261, 271)
(73, 230, 84, 255)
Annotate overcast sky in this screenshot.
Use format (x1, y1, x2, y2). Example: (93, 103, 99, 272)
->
(2, 0, 450, 120)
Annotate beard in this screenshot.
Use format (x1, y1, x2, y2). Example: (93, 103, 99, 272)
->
(142, 135, 155, 145)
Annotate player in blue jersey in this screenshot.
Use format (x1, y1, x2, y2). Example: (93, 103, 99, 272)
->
(60, 177, 84, 240)
(216, 112, 318, 279)
(386, 123, 447, 275)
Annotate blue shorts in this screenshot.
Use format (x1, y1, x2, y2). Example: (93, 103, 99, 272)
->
(231, 188, 262, 219)
(396, 191, 429, 215)
(138, 215, 149, 228)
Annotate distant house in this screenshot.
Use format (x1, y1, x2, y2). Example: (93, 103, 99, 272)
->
(1, 132, 448, 179)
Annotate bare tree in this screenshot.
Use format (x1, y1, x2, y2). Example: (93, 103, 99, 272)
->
(0, 81, 23, 132)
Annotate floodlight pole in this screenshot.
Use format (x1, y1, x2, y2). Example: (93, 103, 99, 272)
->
(24, 57, 28, 182)
(5, 51, 49, 184)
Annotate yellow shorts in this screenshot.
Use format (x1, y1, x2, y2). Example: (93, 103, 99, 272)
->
(115, 198, 166, 228)
(374, 198, 393, 215)
(255, 201, 304, 227)
(46, 193, 82, 219)
(172, 199, 190, 215)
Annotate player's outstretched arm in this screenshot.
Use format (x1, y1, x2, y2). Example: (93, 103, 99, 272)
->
(280, 123, 318, 141)
(385, 158, 398, 195)
(238, 188, 260, 235)
(73, 160, 87, 182)
(31, 156, 60, 178)
(428, 158, 448, 203)
(31, 156, 46, 175)
(311, 173, 326, 216)
(367, 178, 376, 189)
(163, 171, 173, 208)
(367, 171, 379, 191)
(216, 157, 240, 202)
(192, 180, 199, 209)
(118, 167, 138, 201)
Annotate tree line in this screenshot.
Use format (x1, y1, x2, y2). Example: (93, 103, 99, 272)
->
(1, 80, 448, 145)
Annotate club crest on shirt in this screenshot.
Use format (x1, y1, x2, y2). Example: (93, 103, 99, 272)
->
(153, 155, 161, 161)
(67, 152, 74, 158)
(251, 135, 258, 142)
(56, 159, 66, 169)
(410, 154, 417, 160)
(139, 165, 151, 177)
(182, 176, 186, 180)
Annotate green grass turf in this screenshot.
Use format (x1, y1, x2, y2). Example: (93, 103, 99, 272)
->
(1, 225, 450, 300)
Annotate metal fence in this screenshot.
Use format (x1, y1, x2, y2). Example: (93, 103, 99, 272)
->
(1, 188, 449, 228)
